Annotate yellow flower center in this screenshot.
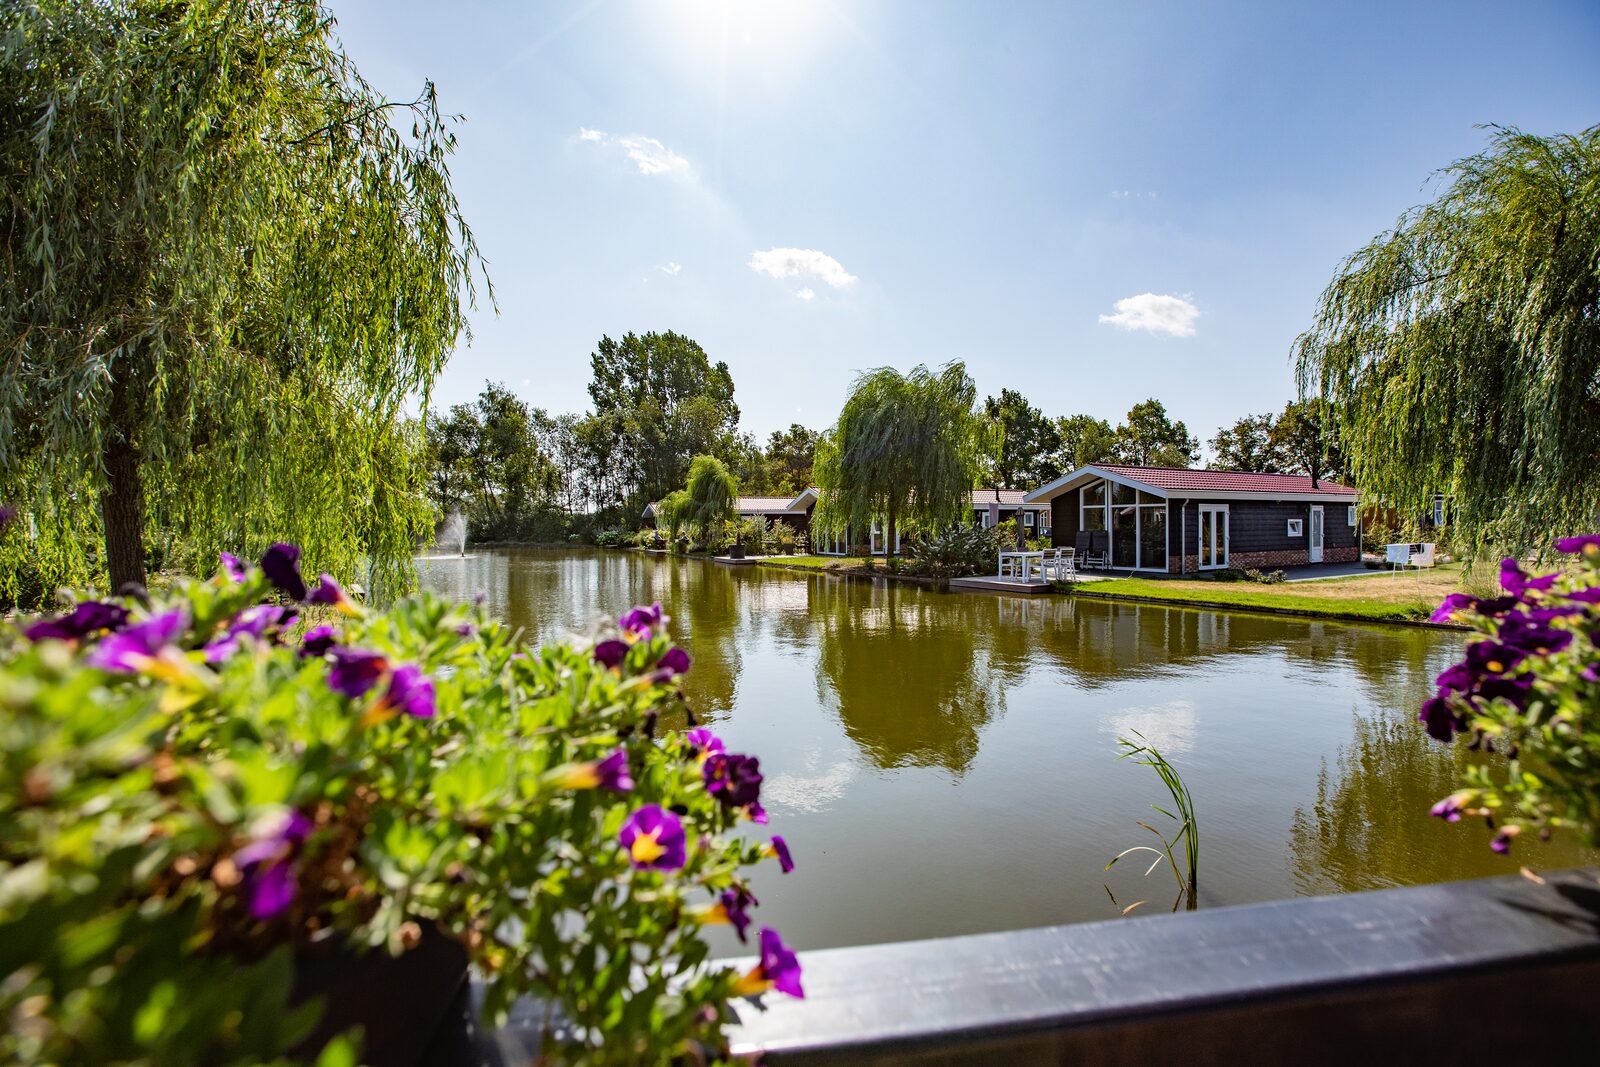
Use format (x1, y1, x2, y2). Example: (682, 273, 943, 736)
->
(630, 829, 666, 864)
(731, 965, 772, 997)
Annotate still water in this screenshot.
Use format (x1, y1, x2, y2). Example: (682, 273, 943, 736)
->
(419, 548, 1595, 953)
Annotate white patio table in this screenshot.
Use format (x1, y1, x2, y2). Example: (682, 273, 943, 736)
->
(998, 550, 1045, 581)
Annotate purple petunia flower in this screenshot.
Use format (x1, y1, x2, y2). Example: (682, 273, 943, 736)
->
(703, 752, 763, 809)
(746, 802, 769, 825)
(327, 647, 389, 698)
(1429, 796, 1464, 823)
(733, 927, 804, 999)
(618, 804, 687, 871)
(219, 551, 248, 582)
(24, 600, 131, 643)
(1418, 693, 1466, 742)
(1581, 662, 1600, 683)
(716, 886, 759, 942)
(618, 602, 664, 636)
(1500, 558, 1558, 598)
(766, 835, 794, 873)
(261, 543, 308, 601)
(655, 647, 691, 679)
(203, 604, 299, 663)
(1555, 534, 1600, 557)
(1496, 615, 1575, 656)
(1490, 829, 1517, 855)
(553, 748, 635, 792)
(685, 728, 725, 760)
(593, 639, 628, 669)
(86, 610, 187, 674)
(307, 573, 360, 615)
(234, 809, 313, 920)
(381, 664, 436, 720)
(1430, 593, 1477, 623)
(300, 624, 338, 658)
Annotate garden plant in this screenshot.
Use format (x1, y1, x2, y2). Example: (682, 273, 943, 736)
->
(1424, 536, 1600, 856)
(0, 545, 800, 1065)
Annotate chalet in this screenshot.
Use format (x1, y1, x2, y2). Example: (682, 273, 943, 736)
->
(786, 488, 1050, 555)
(640, 495, 810, 531)
(1023, 464, 1361, 574)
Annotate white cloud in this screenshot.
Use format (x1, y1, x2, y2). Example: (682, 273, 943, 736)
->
(795, 286, 816, 301)
(656, 262, 682, 277)
(1110, 190, 1158, 200)
(1098, 293, 1199, 337)
(748, 247, 858, 289)
(577, 128, 692, 178)
(1100, 700, 1198, 755)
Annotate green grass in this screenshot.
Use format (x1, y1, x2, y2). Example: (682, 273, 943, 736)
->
(1070, 569, 1471, 624)
(750, 554, 872, 572)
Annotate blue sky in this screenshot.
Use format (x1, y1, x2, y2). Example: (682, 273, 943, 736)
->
(334, 0, 1600, 452)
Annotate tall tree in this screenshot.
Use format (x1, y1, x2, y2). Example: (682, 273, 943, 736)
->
(982, 389, 1064, 488)
(423, 383, 560, 540)
(813, 363, 990, 560)
(0, 0, 487, 599)
(1053, 414, 1118, 470)
(1112, 400, 1199, 468)
(763, 424, 821, 497)
(1268, 399, 1348, 483)
(585, 332, 739, 514)
(676, 455, 738, 536)
(1295, 125, 1600, 554)
(1209, 413, 1284, 473)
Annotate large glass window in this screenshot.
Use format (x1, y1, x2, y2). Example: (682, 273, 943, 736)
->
(1112, 505, 1138, 567)
(1080, 484, 1107, 531)
(1139, 507, 1167, 569)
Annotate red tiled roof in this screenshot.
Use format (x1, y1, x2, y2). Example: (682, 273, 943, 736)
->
(968, 489, 1043, 507)
(736, 496, 805, 512)
(1096, 465, 1356, 497)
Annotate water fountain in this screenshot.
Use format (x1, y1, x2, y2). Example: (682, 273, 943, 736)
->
(440, 510, 467, 557)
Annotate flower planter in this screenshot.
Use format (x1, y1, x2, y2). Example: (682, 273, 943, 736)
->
(728, 544, 747, 559)
(291, 924, 469, 1067)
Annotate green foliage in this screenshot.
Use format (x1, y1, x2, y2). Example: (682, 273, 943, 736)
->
(813, 363, 991, 558)
(1104, 734, 1198, 914)
(909, 525, 998, 581)
(763, 425, 821, 497)
(0, 0, 488, 600)
(1209, 401, 1346, 478)
(423, 383, 563, 543)
(1111, 399, 1199, 468)
(586, 333, 740, 516)
(983, 390, 1063, 488)
(1054, 414, 1118, 470)
(1, 560, 794, 1064)
(678, 456, 739, 544)
(1295, 124, 1600, 557)
(1427, 543, 1600, 853)
(1209, 414, 1281, 473)
(1242, 567, 1287, 585)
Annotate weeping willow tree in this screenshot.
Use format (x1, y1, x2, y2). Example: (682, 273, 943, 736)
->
(0, 0, 489, 603)
(813, 362, 990, 560)
(674, 455, 738, 544)
(1294, 125, 1600, 557)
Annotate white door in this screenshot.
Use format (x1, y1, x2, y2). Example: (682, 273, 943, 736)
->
(1309, 506, 1324, 564)
(1199, 506, 1228, 569)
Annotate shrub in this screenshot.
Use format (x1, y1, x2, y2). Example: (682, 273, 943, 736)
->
(910, 525, 997, 580)
(592, 527, 630, 548)
(1243, 567, 1287, 584)
(0, 547, 800, 1065)
(1421, 537, 1600, 855)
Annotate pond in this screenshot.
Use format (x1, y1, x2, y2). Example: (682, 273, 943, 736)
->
(418, 548, 1595, 954)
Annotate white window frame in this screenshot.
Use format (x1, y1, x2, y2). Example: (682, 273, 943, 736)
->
(1079, 479, 1168, 571)
(1347, 505, 1358, 527)
(1022, 510, 1034, 527)
(1433, 497, 1446, 527)
(1286, 519, 1303, 537)
(1198, 503, 1230, 570)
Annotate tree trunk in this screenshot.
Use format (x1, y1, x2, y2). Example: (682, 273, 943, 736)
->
(100, 372, 147, 590)
(885, 506, 896, 563)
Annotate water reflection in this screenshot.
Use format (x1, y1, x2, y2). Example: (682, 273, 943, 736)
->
(419, 549, 1598, 951)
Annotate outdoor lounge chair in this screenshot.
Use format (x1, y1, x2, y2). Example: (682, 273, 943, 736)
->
(1075, 531, 1107, 570)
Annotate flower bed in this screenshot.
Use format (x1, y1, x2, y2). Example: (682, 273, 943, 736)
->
(0, 545, 799, 1065)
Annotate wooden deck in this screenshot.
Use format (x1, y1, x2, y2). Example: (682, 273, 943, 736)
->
(947, 575, 1052, 594)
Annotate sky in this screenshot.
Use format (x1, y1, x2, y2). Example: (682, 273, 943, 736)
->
(332, 0, 1600, 454)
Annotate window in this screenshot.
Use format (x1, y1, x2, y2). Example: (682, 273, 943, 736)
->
(1347, 505, 1358, 527)
(1432, 497, 1446, 527)
(1023, 511, 1034, 527)
(1286, 519, 1303, 537)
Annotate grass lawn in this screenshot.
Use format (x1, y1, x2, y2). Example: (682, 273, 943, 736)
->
(1075, 563, 1491, 624)
(751, 554, 873, 572)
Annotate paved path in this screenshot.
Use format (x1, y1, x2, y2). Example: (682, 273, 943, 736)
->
(1281, 561, 1374, 582)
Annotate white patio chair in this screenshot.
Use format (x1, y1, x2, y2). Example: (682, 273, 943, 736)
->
(1050, 548, 1077, 581)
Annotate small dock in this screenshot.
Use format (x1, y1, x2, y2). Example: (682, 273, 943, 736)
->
(712, 555, 757, 566)
(948, 575, 1052, 595)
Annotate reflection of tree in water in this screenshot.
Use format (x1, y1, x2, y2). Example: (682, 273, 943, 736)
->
(662, 559, 742, 728)
(1288, 711, 1598, 894)
(813, 580, 1004, 774)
